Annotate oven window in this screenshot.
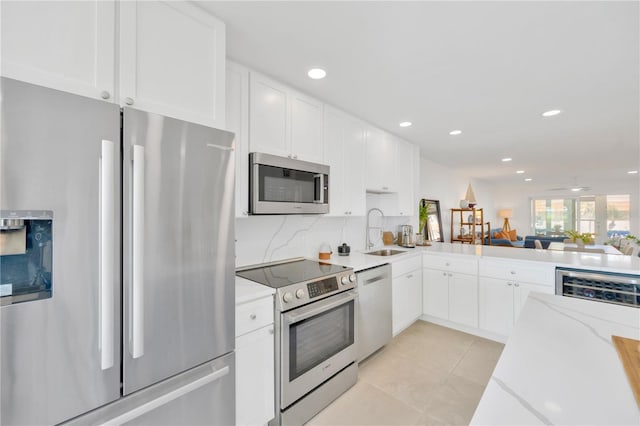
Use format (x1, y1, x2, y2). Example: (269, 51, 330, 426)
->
(258, 165, 316, 203)
(289, 300, 354, 381)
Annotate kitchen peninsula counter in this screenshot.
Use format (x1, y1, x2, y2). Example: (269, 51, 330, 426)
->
(471, 292, 640, 425)
(325, 242, 640, 275)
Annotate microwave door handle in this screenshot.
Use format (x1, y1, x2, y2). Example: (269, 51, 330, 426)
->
(285, 290, 356, 324)
(100, 140, 115, 370)
(314, 173, 324, 204)
(132, 145, 145, 359)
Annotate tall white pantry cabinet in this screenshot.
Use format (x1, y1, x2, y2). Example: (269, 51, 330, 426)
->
(1, 0, 226, 129)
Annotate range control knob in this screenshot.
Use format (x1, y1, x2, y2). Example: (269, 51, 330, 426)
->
(349, 273, 357, 283)
(296, 289, 305, 299)
(283, 292, 294, 303)
(341, 276, 349, 286)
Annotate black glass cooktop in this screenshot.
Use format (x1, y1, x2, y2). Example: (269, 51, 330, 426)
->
(236, 259, 349, 289)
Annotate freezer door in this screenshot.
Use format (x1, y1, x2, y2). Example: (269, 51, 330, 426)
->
(122, 108, 235, 394)
(0, 78, 121, 425)
(61, 352, 235, 426)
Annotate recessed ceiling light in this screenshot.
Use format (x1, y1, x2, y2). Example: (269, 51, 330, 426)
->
(542, 109, 562, 117)
(628, 170, 638, 174)
(307, 68, 326, 79)
(524, 178, 533, 182)
(449, 130, 462, 136)
(516, 170, 525, 174)
(399, 121, 412, 128)
(501, 158, 512, 162)
(571, 187, 582, 192)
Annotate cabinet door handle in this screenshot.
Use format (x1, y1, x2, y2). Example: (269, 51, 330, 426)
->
(514, 283, 520, 287)
(406, 274, 413, 279)
(510, 271, 516, 275)
(249, 314, 257, 320)
(448, 273, 453, 277)
(445, 262, 450, 266)
(442, 272, 447, 276)
(124, 97, 134, 106)
(101, 91, 111, 100)
(507, 282, 513, 286)
(269, 327, 274, 335)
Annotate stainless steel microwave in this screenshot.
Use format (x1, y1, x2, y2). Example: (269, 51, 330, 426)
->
(249, 152, 329, 214)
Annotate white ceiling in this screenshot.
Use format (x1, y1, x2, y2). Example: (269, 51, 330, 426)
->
(199, 1, 639, 192)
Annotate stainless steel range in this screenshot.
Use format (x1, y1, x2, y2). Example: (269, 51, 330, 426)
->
(237, 258, 358, 426)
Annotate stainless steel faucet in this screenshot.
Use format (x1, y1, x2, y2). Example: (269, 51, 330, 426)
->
(366, 208, 384, 249)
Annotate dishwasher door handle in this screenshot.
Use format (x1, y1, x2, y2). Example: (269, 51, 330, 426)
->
(361, 275, 385, 286)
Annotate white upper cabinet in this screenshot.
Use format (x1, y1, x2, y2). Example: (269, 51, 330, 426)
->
(249, 73, 289, 157)
(0, 0, 116, 100)
(323, 106, 366, 216)
(395, 138, 415, 216)
(119, 1, 226, 128)
(249, 72, 324, 163)
(290, 91, 323, 162)
(226, 61, 250, 217)
(365, 127, 396, 192)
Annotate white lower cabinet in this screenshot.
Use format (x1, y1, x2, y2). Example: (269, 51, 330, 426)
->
(392, 257, 422, 335)
(478, 259, 555, 337)
(235, 296, 274, 426)
(422, 254, 479, 328)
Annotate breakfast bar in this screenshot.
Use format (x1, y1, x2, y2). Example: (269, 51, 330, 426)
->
(470, 292, 640, 425)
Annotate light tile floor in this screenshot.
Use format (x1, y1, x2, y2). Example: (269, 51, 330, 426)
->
(306, 320, 504, 426)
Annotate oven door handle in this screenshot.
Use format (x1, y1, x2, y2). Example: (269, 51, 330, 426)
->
(285, 290, 357, 324)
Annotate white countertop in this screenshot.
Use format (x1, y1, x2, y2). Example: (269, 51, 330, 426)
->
(323, 242, 640, 275)
(471, 292, 640, 425)
(235, 276, 275, 304)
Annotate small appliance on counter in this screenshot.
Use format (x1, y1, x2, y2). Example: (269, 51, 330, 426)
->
(398, 225, 416, 248)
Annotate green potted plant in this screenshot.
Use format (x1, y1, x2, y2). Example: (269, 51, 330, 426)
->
(418, 202, 428, 237)
(565, 230, 595, 245)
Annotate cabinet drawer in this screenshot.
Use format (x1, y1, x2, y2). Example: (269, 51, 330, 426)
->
(422, 254, 477, 275)
(392, 255, 422, 277)
(479, 259, 554, 285)
(236, 296, 274, 337)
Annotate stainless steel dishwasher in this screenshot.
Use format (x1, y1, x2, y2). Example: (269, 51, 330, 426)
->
(356, 264, 392, 362)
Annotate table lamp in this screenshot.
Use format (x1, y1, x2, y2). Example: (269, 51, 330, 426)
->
(498, 209, 513, 232)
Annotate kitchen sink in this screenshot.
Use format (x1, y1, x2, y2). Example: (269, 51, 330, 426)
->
(365, 249, 407, 256)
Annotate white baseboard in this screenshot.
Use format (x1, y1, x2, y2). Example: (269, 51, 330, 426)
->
(418, 315, 508, 344)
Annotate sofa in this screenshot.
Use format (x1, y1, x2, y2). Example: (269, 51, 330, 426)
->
(485, 228, 524, 248)
(523, 235, 566, 249)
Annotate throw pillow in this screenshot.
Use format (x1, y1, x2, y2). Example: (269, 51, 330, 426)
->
(493, 230, 510, 240)
(508, 229, 517, 241)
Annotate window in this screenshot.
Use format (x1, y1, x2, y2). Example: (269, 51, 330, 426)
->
(531, 194, 631, 242)
(532, 198, 575, 236)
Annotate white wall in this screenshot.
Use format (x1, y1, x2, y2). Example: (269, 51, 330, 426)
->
(418, 155, 496, 242)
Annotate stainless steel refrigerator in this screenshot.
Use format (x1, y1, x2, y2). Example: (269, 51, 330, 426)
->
(0, 77, 236, 425)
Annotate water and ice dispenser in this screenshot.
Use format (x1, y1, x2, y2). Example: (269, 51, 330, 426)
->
(0, 211, 53, 305)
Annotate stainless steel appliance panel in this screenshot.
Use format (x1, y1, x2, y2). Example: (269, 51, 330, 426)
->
(0, 78, 122, 425)
(249, 152, 329, 215)
(62, 352, 235, 426)
(556, 268, 640, 308)
(356, 264, 392, 361)
(122, 108, 235, 394)
(280, 290, 357, 409)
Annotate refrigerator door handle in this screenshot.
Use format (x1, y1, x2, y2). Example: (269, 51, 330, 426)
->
(132, 144, 145, 359)
(100, 139, 115, 370)
(99, 365, 230, 425)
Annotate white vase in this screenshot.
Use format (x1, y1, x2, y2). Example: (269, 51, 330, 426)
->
(460, 199, 469, 209)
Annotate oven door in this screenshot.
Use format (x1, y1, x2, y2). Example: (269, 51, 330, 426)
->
(280, 290, 357, 409)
